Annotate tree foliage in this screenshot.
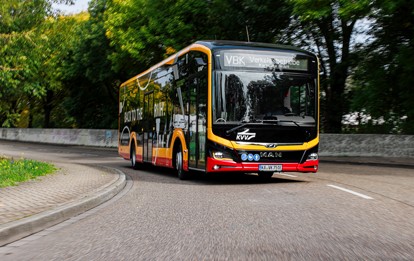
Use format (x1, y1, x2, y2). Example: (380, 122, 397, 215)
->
(62, 0, 120, 128)
(351, 0, 414, 134)
(1, 0, 413, 134)
(104, 0, 292, 76)
(288, 0, 371, 133)
(210, 0, 292, 42)
(0, 0, 51, 127)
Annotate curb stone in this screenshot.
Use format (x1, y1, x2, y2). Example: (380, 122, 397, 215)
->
(0, 167, 126, 247)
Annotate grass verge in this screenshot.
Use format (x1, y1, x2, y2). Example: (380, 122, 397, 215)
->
(0, 156, 56, 188)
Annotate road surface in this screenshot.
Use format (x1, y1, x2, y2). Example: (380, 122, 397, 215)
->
(1, 141, 413, 260)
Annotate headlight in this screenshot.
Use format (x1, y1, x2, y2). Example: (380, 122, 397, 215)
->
(208, 141, 239, 162)
(212, 151, 233, 161)
(307, 153, 318, 161)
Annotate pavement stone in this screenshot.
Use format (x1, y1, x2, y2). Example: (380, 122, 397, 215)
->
(0, 160, 126, 246)
(0, 163, 117, 225)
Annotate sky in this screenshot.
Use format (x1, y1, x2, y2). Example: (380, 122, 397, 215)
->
(52, 0, 90, 14)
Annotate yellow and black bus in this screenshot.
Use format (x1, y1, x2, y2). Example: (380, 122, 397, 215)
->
(118, 41, 319, 179)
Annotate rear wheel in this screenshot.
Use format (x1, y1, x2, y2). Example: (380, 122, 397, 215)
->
(131, 144, 139, 170)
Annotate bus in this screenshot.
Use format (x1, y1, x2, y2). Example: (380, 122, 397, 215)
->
(118, 40, 319, 180)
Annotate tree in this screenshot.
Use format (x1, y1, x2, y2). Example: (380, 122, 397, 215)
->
(211, 0, 292, 43)
(62, 0, 120, 128)
(351, 0, 414, 134)
(35, 15, 85, 128)
(0, 0, 51, 127)
(0, 0, 76, 128)
(104, 0, 292, 76)
(288, 0, 371, 133)
(104, 0, 213, 76)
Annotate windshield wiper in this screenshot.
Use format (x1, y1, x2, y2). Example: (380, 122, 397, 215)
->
(261, 119, 316, 129)
(258, 119, 298, 128)
(271, 119, 301, 128)
(225, 119, 314, 135)
(225, 120, 260, 134)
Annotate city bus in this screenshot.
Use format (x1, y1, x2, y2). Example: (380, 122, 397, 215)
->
(118, 40, 319, 180)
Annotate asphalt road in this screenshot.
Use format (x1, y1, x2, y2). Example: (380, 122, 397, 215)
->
(1, 142, 414, 260)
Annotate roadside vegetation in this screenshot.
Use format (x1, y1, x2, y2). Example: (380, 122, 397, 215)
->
(0, 157, 56, 188)
(1, 0, 413, 134)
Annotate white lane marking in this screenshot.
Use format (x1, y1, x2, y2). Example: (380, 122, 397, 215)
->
(327, 185, 373, 200)
(275, 173, 297, 178)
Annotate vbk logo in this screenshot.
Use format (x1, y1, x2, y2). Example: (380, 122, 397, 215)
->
(236, 129, 256, 141)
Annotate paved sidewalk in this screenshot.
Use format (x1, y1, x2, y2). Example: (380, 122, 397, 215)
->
(0, 161, 126, 246)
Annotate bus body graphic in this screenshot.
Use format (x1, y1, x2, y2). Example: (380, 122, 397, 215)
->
(236, 129, 256, 141)
(118, 41, 320, 179)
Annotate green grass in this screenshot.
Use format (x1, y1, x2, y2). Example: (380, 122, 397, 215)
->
(0, 157, 56, 188)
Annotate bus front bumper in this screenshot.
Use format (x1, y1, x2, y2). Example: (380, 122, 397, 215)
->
(206, 157, 318, 173)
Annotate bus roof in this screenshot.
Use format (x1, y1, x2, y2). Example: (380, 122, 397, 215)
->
(195, 40, 316, 57)
(120, 40, 316, 87)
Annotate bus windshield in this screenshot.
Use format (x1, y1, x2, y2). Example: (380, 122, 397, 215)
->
(213, 70, 317, 124)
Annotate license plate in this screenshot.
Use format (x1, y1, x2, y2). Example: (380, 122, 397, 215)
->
(259, 164, 282, 172)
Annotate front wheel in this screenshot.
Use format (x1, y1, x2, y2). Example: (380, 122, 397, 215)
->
(175, 144, 190, 180)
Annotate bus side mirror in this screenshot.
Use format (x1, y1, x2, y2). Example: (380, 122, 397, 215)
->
(195, 57, 206, 72)
(173, 64, 179, 80)
(319, 62, 325, 76)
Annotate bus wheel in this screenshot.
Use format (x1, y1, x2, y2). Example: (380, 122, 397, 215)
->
(131, 144, 139, 170)
(175, 144, 189, 180)
(258, 172, 273, 181)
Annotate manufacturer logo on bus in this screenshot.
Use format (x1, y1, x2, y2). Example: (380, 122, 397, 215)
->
(260, 152, 283, 158)
(236, 129, 256, 141)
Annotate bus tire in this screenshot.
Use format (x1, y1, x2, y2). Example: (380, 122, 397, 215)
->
(131, 143, 139, 170)
(175, 143, 189, 180)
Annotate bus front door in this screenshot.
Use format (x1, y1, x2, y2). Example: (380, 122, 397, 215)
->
(188, 75, 207, 170)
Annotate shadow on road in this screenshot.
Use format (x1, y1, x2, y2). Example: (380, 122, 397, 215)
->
(122, 164, 307, 186)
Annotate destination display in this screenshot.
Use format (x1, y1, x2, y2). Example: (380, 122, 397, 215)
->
(221, 51, 308, 71)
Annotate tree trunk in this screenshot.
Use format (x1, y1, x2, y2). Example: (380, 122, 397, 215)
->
(324, 62, 348, 133)
(43, 90, 54, 128)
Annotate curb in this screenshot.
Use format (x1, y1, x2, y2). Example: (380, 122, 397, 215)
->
(0, 167, 126, 247)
